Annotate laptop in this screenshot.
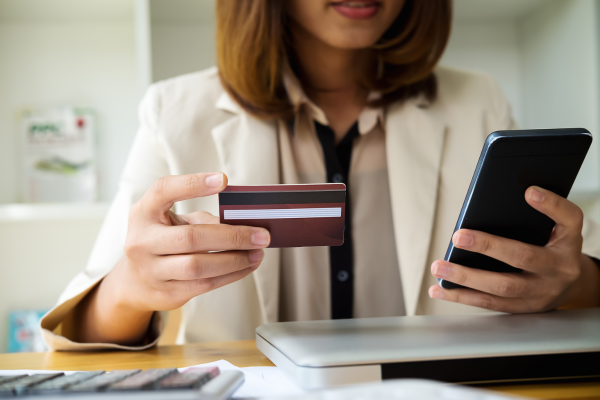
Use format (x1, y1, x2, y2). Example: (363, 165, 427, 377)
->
(256, 308, 600, 389)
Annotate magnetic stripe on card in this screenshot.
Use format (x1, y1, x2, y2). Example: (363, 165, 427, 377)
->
(224, 207, 342, 220)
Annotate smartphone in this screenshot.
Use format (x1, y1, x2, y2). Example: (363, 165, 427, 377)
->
(440, 128, 592, 289)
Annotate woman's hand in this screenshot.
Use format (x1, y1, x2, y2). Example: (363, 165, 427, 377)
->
(121, 172, 270, 311)
(73, 172, 271, 345)
(429, 186, 600, 313)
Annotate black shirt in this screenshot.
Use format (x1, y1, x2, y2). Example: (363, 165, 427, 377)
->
(314, 121, 360, 319)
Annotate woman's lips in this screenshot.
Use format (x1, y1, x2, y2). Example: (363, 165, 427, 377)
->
(331, 1, 380, 20)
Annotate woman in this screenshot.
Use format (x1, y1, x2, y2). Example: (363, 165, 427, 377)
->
(41, 0, 600, 350)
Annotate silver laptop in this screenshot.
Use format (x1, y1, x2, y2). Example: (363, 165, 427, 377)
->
(256, 308, 600, 389)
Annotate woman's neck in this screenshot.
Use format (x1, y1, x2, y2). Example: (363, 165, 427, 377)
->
(290, 22, 372, 142)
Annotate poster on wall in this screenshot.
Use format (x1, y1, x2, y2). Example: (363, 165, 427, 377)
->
(20, 107, 97, 203)
(7, 310, 48, 353)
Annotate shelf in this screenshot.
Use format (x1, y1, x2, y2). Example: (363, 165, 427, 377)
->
(0, 203, 110, 222)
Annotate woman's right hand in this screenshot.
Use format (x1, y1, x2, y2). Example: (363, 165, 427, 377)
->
(73, 172, 270, 345)
(122, 171, 270, 311)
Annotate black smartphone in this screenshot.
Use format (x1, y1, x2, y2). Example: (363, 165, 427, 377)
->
(440, 128, 592, 289)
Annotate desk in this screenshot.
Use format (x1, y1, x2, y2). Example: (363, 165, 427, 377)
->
(0, 340, 598, 400)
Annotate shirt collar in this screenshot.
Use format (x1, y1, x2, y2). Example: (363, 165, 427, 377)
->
(283, 70, 384, 136)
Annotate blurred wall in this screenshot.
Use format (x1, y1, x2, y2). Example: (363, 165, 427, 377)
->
(0, 0, 139, 204)
(0, 206, 106, 352)
(520, 0, 600, 191)
(0, 0, 137, 352)
(441, 0, 600, 219)
(149, 0, 216, 82)
(442, 21, 523, 126)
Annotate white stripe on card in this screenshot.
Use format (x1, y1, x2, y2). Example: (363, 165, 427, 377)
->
(224, 207, 342, 220)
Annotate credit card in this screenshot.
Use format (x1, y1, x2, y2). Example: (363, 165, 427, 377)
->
(219, 184, 346, 248)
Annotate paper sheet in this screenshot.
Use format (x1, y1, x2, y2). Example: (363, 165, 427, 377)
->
(0, 360, 306, 398)
(181, 360, 306, 398)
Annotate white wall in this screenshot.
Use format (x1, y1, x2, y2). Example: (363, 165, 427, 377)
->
(441, 21, 523, 127)
(520, 0, 600, 193)
(0, 14, 139, 203)
(443, 0, 600, 221)
(0, 0, 140, 352)
(151, 24, 216, 82)
(149, 0, 216, 83)
(0, 208, 105, 352)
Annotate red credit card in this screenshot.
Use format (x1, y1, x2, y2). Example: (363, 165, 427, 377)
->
(219, 184, 346, 248)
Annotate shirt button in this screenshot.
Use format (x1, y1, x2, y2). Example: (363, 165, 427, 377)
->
(332, 173, 344, 183)
(337, 270, 349, 282)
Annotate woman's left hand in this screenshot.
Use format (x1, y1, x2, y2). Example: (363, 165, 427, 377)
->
(429, 185, 600, 313)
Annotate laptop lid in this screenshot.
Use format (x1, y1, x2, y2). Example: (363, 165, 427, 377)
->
(256, 308, 600, 388)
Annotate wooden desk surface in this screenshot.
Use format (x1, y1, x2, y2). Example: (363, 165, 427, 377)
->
(0, 340, 598, 400)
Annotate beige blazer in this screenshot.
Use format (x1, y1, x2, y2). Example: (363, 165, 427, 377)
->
(41, 66, 600, 351)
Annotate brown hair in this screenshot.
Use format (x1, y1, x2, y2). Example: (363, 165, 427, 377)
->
(216, 0, 452, 119)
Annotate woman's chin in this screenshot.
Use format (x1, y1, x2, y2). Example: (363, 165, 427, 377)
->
(321, 31, 381, 50)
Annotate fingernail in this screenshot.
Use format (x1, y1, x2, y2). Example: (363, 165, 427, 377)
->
(205, 173, 223, 188)
(432, 262, 450, 278)
(429, 287, 445, 299)
(454, 232, 473, 248)
(249, 249, 264, 263)
(251, 230, 270, 246)
(528, 187, 545, 202)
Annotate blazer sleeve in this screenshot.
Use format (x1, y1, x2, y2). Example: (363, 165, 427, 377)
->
(40, 84, 171, 351)
(482, 74, 600, 270)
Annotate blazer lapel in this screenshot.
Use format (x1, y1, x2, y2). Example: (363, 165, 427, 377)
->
(212, 92, 281, 324)
(386, 100, 446, 316)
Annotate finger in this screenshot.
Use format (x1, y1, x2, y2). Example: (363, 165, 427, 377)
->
(168, 211, 219, 226)
(178, 265, 259, 298)
(178, 211, 220, 225)
(452, 229, 549, 273)
(154, 249, 264, 280)
(142, 172, 228, 218)
(525, 186, 583, 233)
(428, 285, 531, 313)
(431, 260, 530, 297)
(149, 223, 271, 254)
